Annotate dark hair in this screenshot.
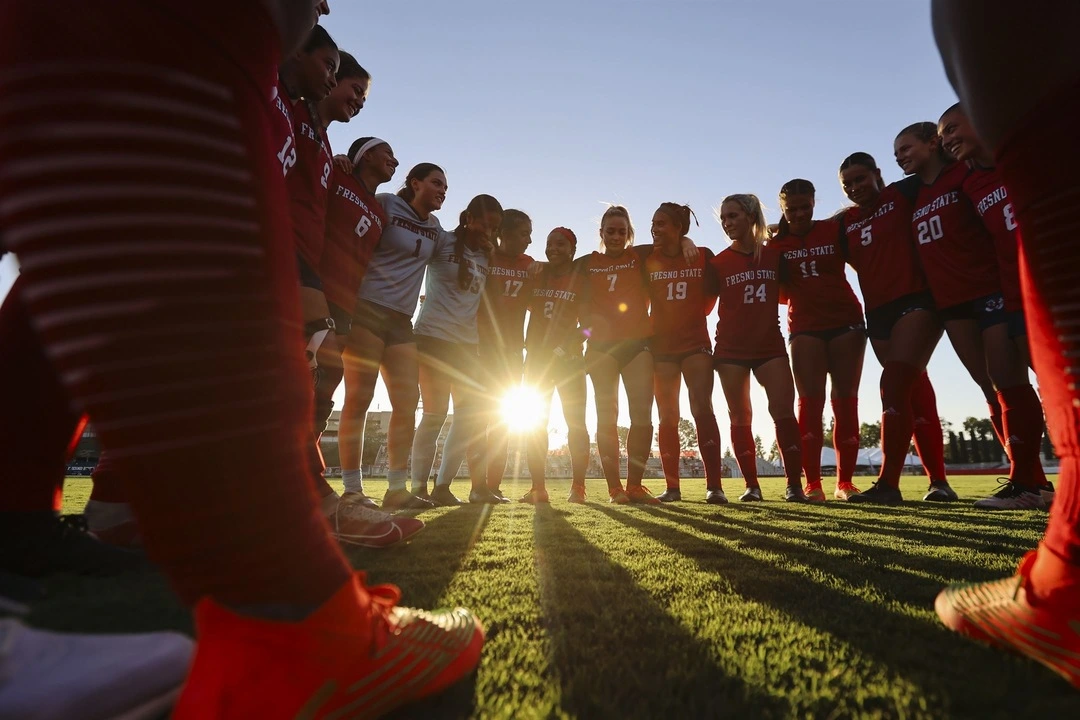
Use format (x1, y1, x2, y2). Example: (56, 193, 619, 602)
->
(839, 152, 878, 174)
(499, 209, 531, 244)
(302, 25, 338, 54)
(397, 163, 444, 202)
(549, 226, 577, 252)
(453, 195, 503, 290)
(336, 51, 370, 83)
(776, 179, 816, 234)
(656, 202, 699, 237)
(939, 102, 963, 122)
(896, 121, 950, 163)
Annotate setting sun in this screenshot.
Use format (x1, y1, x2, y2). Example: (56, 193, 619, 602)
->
(499, 385, 547, 433)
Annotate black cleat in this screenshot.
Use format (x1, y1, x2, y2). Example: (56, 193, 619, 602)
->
(486, 488, 512, 503)
(381, 489, 435, 511)
(467, 488, 503, 504)
(923, 480, 958, 502)
(656, 488, 682, 502)
(0, 513, 147, 577)
(847, 481, 903, 505)
(739, 486, 763, 502)
(784, 485, 808, 503)
(705, 489, 729, 505)
(430, 485, 464, 506)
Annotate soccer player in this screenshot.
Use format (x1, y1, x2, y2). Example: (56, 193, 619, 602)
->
(645, 203, 726, 504)
(0, 2, 485, 717)
(338, 163, 448, 511)
(770, 180, 865, 503)
(712, 195, 805, 502)
(520, 228, 590, 503)
(836, 153, 953, 504)
(410, 195, 503, 506)
(896, 120, 1043, 508)
(931, 0, 1080, 688)
(478, 210, 534, 501)
(579, 206, 696, 504)
(938, 103, 1054, 509)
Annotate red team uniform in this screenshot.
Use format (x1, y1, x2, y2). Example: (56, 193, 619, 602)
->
(962, 166, 1023, 317)
(479, 251, 535, 363)
(645, 248, 716, 360)
(710, 244, 787, 364)
(911, 161, 1002, 319)
(272, 80, 297, 179)
(319, 169, 387, 327)
(579, 247, 652, 363)
(287, 99, 334, 277)
(770, 219, 863, 336)
(526, 270, 586, 376)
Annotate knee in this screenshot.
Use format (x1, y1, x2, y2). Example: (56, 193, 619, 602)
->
(688, 397, 713, 421)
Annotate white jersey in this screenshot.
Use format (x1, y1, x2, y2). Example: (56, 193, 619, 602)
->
(358, 194, 445, 315)
(414, 233, 489, 345)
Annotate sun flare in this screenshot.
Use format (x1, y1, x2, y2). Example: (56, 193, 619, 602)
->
(499, 385, 547, 433)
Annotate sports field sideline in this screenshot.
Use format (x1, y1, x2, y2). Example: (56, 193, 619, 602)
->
(33, 475, 1080, 719)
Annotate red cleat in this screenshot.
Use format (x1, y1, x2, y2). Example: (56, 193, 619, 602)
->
(174, 573, 484, 719)
(625, 486, 661, 505)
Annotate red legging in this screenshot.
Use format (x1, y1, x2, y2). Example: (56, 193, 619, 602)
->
(0, 1, 350, 607)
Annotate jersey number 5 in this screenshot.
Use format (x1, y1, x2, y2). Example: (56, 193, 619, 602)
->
(860, 226, 872, 246)
(742, 284, 767, 304)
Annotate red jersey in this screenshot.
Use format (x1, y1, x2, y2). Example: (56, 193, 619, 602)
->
(645, 247, 716, 355)
(911, 162, 1000, 309)
(962, 166, 1022, 312)
(711, 244, 787, 360)
(840, 179, 929, 311)
(271, 80, 296, 178)
(526, 269, 584, 354)
(578, 247, 652, 343)
(769, 219, 862, 333)
(479, 251, 535, 350)
(319, 170, 386, 314)
(286, 99, 333, 268)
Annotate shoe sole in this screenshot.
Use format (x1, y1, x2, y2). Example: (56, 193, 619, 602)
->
(334, 525, 403, 549)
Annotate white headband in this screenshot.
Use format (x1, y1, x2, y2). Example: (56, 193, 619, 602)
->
(351, 137, 387, 165)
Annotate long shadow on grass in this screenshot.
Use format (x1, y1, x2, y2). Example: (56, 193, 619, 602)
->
(343, 504, 494, 610)
(532, 504, 792, 719)
(655, 503, 1035, 559)
(593, 505, 1080, 718)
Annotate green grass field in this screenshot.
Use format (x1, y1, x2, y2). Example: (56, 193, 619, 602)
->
(28, 475, 1080, 719)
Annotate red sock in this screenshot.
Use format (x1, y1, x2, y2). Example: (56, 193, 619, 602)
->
(0, 14, 351, 608)
(832, 397, 859, 486)
(731, 425, 758, 488)
(878, 361, 920, 488)
(0, 278, 82, 513)
(657, 420, 680, 489)
(694, 413, 723, 491)
(775, 417, 803, 488)
(89, 451, 128, 503)
(998, 385, 1047, 489)
(797, 396, 825, 486)
(996, 80, 1080, 570)
(910, 372, 947, 482)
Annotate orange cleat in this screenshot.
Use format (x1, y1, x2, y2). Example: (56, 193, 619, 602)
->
(625, 486, 661, 505)
(833, 482, 861, 501)
(567, 485, 587, 504)
(935, 549, 1080, 689)
(173, 573, 484, 719)
(608, 487, 630, 504)
(803, 483, 826, 503)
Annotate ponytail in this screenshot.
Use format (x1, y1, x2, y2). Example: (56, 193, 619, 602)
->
(656, 202, 699, 236)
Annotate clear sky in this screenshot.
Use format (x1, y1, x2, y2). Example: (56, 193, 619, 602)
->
(0, 1, 1007, 448)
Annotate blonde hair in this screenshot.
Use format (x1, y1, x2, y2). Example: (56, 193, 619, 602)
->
(718, 194, 768, 261)
(599, 204, 635, 249)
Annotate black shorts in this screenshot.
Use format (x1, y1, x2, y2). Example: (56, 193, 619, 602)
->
(938, 291, 1008, 331)
(586, 338, 650, 371)
(653, 345, 713, 365)
(865, 291, 936, 341)
(789, 322, 866, 344)
(351, 298, 414, 347)
(416, 335, 480, 381)
(328, 301, 352, 337)
(296, 253, 323, 291)
(1006, 310, 1027, 339)
(525, 348, 586, 389)
(714, 354, 787, 371)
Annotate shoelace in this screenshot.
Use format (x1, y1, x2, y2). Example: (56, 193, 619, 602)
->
(365, 580, 403, 647)
(341, 502, 394, 524)
(991, 477, 1017, 498)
